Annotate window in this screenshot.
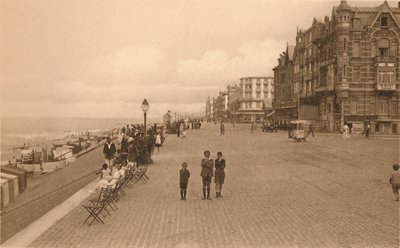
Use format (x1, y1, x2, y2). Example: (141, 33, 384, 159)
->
(343, 65, 346, 76)
(377, 39, 389, 57)
(256, 93, 260, 98)
(350, 101, 357, 115)
(379, 101, 387, 114)
(256, 102, 260, 108)
(344, 38, 346, 50)
(379, 48, 389, 57)
(381, 16, 388, 27)
(375, 123, 380, 132)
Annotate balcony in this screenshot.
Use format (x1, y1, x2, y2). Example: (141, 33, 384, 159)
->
(375, 56, 396, 64)
(376, 83, 396, 91)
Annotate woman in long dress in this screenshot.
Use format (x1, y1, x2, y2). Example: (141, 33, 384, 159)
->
(343, 124, 350, 140)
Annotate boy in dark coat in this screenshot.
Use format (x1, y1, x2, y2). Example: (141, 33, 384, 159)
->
(201, 150, 214, 200)
(180, 162, 190, 200)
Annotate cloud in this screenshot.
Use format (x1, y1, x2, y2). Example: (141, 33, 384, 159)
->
(82, 46, 168, 86)
(1, 39, 286, 118)
(177, 39, 286, 87)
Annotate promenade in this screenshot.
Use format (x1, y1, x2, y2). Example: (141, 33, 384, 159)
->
(17, 123, 400, 248)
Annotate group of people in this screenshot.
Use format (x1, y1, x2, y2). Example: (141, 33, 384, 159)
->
(343, 122, 371, 139)
(92, 124, 165, 192)
(179, 150, 226, 200)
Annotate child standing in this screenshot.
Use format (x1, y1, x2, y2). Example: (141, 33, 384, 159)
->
(180, 162, 190, 200)
(389, 163, 400, 201)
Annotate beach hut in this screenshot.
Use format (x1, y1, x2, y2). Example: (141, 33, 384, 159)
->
(1, 178, 10, 208)
(1, 173, 19, 200)
(0, 166, 27, 193)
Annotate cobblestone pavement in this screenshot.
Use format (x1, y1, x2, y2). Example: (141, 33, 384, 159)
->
(28, 123, 399, 248)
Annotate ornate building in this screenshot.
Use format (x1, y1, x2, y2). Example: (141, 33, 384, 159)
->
(273, 0, 400, 134)
(205, 97, 212, 121)
(238, 77, 274, 122)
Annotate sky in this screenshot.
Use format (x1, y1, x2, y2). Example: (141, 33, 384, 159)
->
(0, 0, 389, 119)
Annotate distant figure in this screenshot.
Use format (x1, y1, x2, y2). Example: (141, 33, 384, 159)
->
(103, 137, 116, 172)
(389, 163, 400, 201)
(365, 123, 371, 138)
(342, 123, 350, 140)
(155, 132, 162, 152)
(201, 150, 214, 200)
(307, 124, 315, 138)
(214, 152, 225, 198)
(179, 162, 190, 200)
(251, 122, 254, 133)
(220, 122, 225, 135)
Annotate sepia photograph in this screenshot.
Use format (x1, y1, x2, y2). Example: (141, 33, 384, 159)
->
(0, 0, 399, 247)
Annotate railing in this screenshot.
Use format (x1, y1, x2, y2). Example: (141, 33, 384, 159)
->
(375, 56, 396, 63)
(376, 83, 396, 91)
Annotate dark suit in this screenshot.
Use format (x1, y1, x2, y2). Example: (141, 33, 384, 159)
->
(103, 142, 116, 160)
(201, 158, 214, 195)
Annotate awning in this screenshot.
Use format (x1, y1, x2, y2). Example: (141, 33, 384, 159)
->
(266, 110, 275, 118)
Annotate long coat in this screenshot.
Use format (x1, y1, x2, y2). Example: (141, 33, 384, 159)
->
(103, 142, 116, 159)
(201, 158, 214, 177)
(214, 158, 225, 184)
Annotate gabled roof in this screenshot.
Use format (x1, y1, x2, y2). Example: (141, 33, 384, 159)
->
(287, 46, 295, 61)
(369, 1, 400, 28)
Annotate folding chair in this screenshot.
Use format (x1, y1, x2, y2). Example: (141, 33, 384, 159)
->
(90, 187, 117, 213)
(82, 188, 109, 226)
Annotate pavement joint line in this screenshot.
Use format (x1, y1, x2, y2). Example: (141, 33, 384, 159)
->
(1, 177, 99, 248)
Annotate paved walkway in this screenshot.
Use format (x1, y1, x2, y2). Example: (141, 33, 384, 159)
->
(11, 123, 400, 248)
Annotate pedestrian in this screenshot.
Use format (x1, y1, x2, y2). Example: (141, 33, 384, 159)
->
(307, 124, 315, 138)
(251, 122, 254, 133)
(155, 132, 162, 152)
(103, 137, 116, 172)
(389, 163, 400, 201)
(220, 121, 225, 135)
(214, 152, 225, 197)
(201, 150, 214, 200)
(365, 123, 371, 139)
(342, 123, 350, 140)
(179, 162, 190, 200)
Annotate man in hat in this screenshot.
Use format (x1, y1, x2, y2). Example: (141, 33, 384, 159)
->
(103, 137, 116, 172)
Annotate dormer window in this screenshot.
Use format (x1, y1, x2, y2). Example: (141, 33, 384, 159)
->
(381, 16, 388, 27)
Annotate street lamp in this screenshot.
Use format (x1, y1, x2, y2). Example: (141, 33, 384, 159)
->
(141, 99, 149, 164)
(142, 99, 149, 132)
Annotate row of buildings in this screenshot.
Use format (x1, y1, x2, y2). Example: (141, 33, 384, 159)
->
(205, 77, 274, 123)
(273, 0, 400, 134)
(206, 0, 400, 134)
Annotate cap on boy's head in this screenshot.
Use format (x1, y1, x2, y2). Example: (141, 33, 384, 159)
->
(393, 163, 399, 171)
(102, 163, 108, 169)
(217, 152, 222, 156)
(181, 162, 188, 167)
(204, 150, 210, 155)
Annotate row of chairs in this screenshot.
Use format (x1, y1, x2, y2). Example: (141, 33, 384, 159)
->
(82, 164, 149, 226)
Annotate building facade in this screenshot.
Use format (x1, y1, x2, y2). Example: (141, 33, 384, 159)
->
(273, 0, 400, 134)
(238, 77, 274, 122)
(205, 97, 212, 121)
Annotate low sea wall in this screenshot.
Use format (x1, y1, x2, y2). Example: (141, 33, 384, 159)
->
(0, 139, 111, 244)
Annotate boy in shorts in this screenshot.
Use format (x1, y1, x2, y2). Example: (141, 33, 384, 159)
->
(180, 162, 190, 200)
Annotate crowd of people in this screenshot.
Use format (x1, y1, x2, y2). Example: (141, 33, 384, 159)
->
(90, 124, 165, 193)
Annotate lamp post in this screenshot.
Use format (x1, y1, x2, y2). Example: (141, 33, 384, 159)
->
(141, 99, 149, 164)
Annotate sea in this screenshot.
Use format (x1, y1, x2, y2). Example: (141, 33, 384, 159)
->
(0, 117, 160, 162)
